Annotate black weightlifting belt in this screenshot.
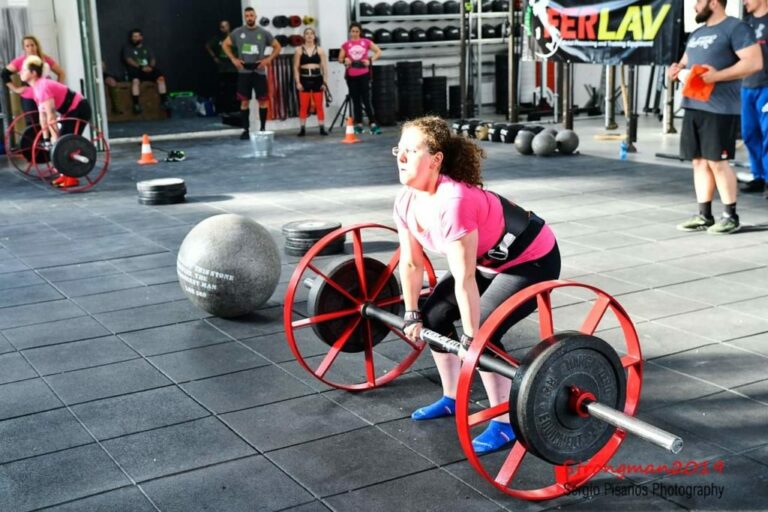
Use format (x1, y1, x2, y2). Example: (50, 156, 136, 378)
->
(59, 89, 77, 115)
(300, 69, 321, 77)
(243, 61, 262, 70)
(476, 194, 545, 269)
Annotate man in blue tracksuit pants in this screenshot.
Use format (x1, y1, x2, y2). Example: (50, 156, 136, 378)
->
(741, 0, 768, 197)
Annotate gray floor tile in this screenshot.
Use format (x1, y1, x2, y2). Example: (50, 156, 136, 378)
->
(119, 320, 231, 356)
(378, 417, 466, 466)
(560, 481, 685, 510)
(141, 455, 313, 512)
(37, 261, 121, 283)
(722, 295, 768, 321)
(743, 444, 768, 467)
(269, 427, 434, 497)
(637, 361, 723, 411)
(659, 277, 768, 306)
(149, 341, 268, 383)
(242, 327, 331, 364)
(72, 386, 209, 440)
(0, 299, 85, 330)
(94, 300, 208, 333)
(654, 344, 768, 389)
(604, 288, 710, 322)
(734, 378, 768, 404)
(182, 365, 315, 414)
(726, 332, 768, 358)
(0, 408, 92, 464)
(46, 359, 170, 405)
(280, 501, 332, 512)
(54, 274, 145, 298)
(325, 467, 501, 512)
(0, 256, 29, 274)
(2, 316, 111, 350)
(0, 270, 44, 290)
(108, 252, 177, 272)
(0, 351, 37, 384)
(666, 251, 764, 277)
(0, 444, 130, 511)
(74, 282, 185, 314)
(221, 395, 367, 452)
(0, 332, 13, 354)
(599, 320, 716, 359)
(652, 391, 768, 452)
(23, 336, 137, 376)
(721, 266, 768, 289)
(102, 417, 254, 482)
(655, 306, 768, 342)
(0, 378, 62, 420)
(24, 485, 156, 512)
(128, 265, 178, 285)
(205, 305, 284, 339)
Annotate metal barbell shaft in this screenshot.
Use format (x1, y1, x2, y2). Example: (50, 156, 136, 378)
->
(585, 401, 683, 454)
(71, 154, 90, 164)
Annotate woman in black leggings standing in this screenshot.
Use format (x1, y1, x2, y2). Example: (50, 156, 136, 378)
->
(338, 22, 382, 135)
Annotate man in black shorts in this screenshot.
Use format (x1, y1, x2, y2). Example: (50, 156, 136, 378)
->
(669, 0, 762, 234)
(223, 7, 282, 139)
(122, 28, 169, 114)
(206, 20, 239, 114)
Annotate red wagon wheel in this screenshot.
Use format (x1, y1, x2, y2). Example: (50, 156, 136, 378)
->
(31, 118, 110, 193)
(283, 223, 438, 391)
(455, 280, 643, 500)
(3, 113, 46, 176)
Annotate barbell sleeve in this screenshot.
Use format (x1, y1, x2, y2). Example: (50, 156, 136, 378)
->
(585, 400, 683, 454)
(71, 154, 90, 164)
(362, 303, 518, 380)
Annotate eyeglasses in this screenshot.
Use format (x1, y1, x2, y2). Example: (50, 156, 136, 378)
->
(391, 146, 426, 157)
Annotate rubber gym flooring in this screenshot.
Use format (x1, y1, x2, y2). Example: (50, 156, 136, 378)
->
(1, 130, 767, 511)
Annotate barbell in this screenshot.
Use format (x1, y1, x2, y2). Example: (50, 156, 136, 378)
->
(283, 223, 683, 499)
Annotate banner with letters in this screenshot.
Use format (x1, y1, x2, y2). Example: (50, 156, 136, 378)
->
(521, 0, 683, 65)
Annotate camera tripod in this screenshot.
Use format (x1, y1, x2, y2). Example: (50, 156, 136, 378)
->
(329, 94, 352, 134)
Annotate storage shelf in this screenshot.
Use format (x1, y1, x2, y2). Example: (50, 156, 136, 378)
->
(358, 12, 512, 23)
(377, 37, 512, 49)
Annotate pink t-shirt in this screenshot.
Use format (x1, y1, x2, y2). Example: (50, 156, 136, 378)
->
(342, 38, 373, 77)
(393, 175, 556, 273)
(10, 54, 57, 99)
(30, 77, 81, 113)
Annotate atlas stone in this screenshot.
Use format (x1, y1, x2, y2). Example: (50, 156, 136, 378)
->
(514, 130, 535, 155)
(532, 132, 557, 156)
(556, 129, 580, 155)
(177, 214, 281, 317)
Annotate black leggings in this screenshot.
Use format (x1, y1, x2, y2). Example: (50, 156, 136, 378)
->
(346, 73, 376, 124)
(60, 100, 92, 136)
(422, 244, 561, 351)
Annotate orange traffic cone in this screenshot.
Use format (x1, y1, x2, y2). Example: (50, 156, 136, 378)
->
(341, 117, 361, 144)
(137, 134, 158, 165)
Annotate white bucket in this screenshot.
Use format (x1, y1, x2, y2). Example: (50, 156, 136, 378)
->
(249, 131, 274, 158)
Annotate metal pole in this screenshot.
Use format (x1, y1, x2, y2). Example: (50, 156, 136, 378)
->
(663, 68, 677, 134)
(605, 65, 618, 130)
(459, 1, 467, 119)
(507, 0, 518, 122)
(626, 65, 637, 152)
(554, 61, 563, 123)
(564, 62, 573, 130)
(586, 402, 684, 454)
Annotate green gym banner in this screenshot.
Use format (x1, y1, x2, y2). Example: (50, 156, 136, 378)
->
(522, 0, 683, 65)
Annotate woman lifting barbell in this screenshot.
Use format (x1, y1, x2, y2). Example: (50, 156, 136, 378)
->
(394, 116, 561, 454)
(19, 55, 92, 188)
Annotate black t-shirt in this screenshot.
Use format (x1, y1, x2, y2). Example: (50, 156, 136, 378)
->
(743, 13, 768, 88)
(122, 45, 154, 68)
(208, 33, 237, 73)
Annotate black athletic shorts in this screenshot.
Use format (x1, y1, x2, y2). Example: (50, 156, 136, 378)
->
(126, 67, 164, 81)
(299, 75, 324, 92)
(680, 109, 739, 161)
(237, 71, 269, 101)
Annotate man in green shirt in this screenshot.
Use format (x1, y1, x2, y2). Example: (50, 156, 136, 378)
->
(206, 20, 238, 114)
(122, 28, 169, 114)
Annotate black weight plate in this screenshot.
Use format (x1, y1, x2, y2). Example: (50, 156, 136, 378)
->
(137, 196, 186, 205)
(20, 126, 49, 164)
(136, 177, 186, 193)
(138, 190, 187, 201)
(510, 332, 626, 465)
(307, 257, 401, 352)
(285, 242, 345, 257)
(284, 237, 346, 250)
(52, 134, 97, 178)
(523, 125, 545, 135)
(282, 220, 342, 239)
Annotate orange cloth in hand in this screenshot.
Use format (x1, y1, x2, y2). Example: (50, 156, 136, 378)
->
(681, 64, 715, 102)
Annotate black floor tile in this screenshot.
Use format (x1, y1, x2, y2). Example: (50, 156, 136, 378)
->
(128, 265, 177, 286)
(0, 299, 85, 330)
(734, 378, 768, 404)
(0, 332, 13, 354)
(654, 344, 768, 389)
(269, 427, 434, 497)
(0, 256, 29, 274)
(182, 365, 315, 414)
(108, 252, 177, 272)
(0, 283, 63, 308)
(205, 306, 284, 339)
(325, 467, 501, 512)
(560, 481, 685, 511)
(221, 394, 368, 452)
(71, 386, 209, 440)
(148, 341, 268, 383)
(280, 501, 332, 512)
(242, 327, 330, 364)
(2, 316, 111, 350)
(141, 455, 314, 512)
(743, 444, 768, 467)
(653, 391, 768, 452)
(54, 274, 145, 298)
(378, 416, 466, 466)
(0, 378, 62, 421)
(0, 351, 37, 384)
(102, 417, 254, 482)
(0, 408, 92, 464)
(37, 261, 121, 283)
(0, 270, 44, 290)
(73, 282, 185, 314)
(26, 485, 156, 512)
(637, 361, 724, 412)
(94, 300, 208, 333)
(0, 444, 130, 511)
(46, 359, 171, 405)
(119, 320, 231, 356)
(23, 336, 137, 376)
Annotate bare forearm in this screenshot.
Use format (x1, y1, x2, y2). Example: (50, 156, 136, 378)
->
(454, 277, 480, 337)
(715, 59, 763, 82)
(400, 263, 425, 311)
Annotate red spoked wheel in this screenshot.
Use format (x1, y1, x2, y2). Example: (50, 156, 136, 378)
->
(283, 223, 438, 391)
(31, 117, 110, 193)
(455, 280, 643, 500)
(3, 113, 45, 176)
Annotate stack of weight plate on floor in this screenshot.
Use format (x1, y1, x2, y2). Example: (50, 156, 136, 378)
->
(282, 220, 345, 257)
(136, 178, 186, 205)
(372, 65, 397, 126)
(423, 76, 447, 118)
(396, 61, 424, 121)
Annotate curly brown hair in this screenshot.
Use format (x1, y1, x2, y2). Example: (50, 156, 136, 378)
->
(402, 116, 485, 187)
